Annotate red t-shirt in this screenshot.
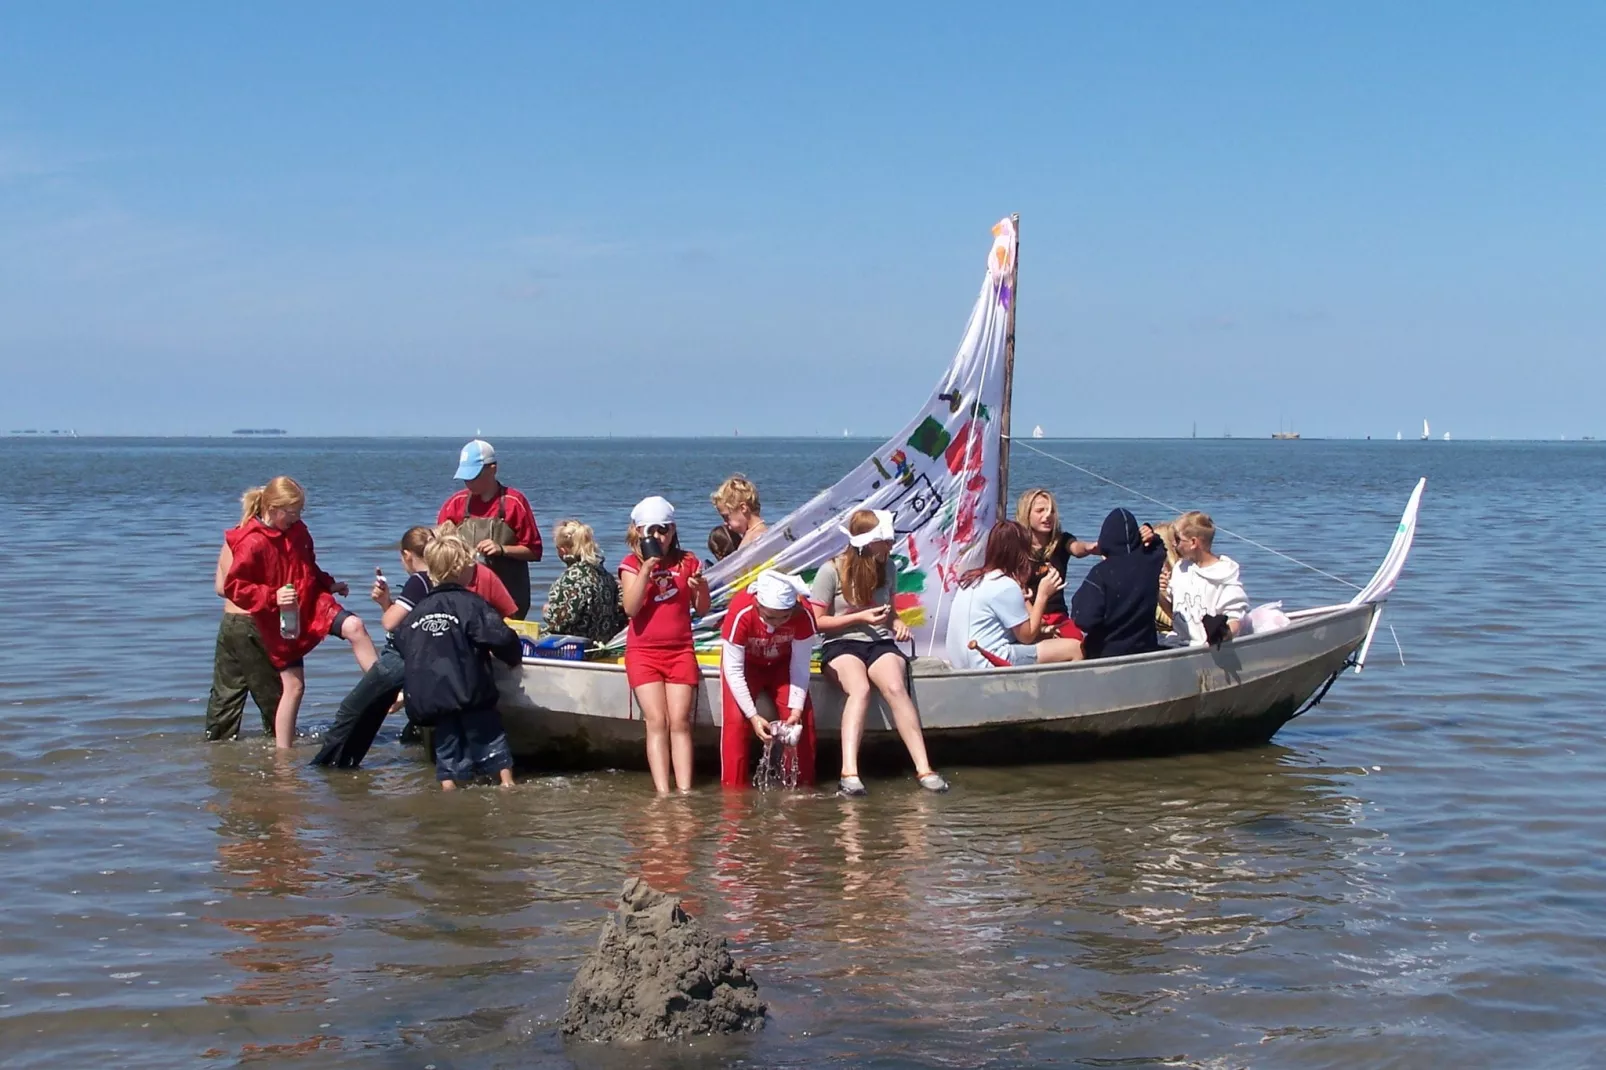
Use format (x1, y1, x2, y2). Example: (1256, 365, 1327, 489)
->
(721, 590, 816, 669)
(619, 551, 701, 651)
(437, 485, 543, 561)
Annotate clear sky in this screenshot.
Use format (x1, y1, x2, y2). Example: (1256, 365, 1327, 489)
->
(2, 3, 1601, 439)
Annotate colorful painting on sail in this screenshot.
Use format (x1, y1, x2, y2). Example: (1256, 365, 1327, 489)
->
(703, 217, 1017, 656)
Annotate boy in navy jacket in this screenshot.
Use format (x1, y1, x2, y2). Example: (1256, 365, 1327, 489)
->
(393, 534, 523, 789)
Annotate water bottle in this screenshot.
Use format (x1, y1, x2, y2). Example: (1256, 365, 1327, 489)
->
(278, 584, 299, 640)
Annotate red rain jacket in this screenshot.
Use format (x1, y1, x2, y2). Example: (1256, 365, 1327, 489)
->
(223, 518, 343, 669)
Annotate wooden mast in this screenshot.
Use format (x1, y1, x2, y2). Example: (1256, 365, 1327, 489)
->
(996, 213, 1020, 521)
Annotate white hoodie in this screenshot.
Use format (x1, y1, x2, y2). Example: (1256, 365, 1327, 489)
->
(1167, 555, 1249, 646)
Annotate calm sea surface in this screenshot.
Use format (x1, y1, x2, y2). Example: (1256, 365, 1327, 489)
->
(2, 437, 1603, 1069)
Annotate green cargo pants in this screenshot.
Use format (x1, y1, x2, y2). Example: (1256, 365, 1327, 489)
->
(203, 613, 283, 740)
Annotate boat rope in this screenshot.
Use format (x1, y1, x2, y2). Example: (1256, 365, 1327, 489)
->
(1287, 658, 1353, 721)
(1005, 437, 1364, 593)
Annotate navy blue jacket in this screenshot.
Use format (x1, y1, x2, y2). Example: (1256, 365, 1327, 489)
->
(1069, 508, 1166, 660)
(392, 583, 522, 725)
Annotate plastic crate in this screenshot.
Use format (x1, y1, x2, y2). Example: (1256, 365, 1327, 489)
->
(523, 634, 590, 661)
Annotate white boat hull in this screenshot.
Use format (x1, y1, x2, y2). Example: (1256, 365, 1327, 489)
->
(495, 602, 1377, 770)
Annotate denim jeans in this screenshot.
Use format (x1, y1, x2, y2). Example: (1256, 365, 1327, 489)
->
(309, 645, 405, 768)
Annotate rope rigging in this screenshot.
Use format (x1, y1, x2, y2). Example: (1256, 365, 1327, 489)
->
(1005, 437, 1364, 593)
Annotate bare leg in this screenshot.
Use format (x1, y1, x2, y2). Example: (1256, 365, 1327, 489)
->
(827, 656, 873, 779)
(635, 682, 672, 794)
(867, 653, 935, 776)
(665, 683, 696, 792)
(498, 768, 515, 788)
(274, 664, 306, 750)
(1035, 637, 1084, 664)
(440, 779, 457, 791)
(340, 616, 379, 673)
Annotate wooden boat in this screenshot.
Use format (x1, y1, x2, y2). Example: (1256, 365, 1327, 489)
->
(497, 217, 1423, 770)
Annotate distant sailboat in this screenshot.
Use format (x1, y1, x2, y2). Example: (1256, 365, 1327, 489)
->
(1396, 431, 1402, 441)
(1442, 431, 1451, 442)
(1031, 425, 1045, 439)
(1420, 419, 1431, 441)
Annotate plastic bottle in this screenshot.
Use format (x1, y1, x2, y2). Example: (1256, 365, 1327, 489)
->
(278, 584, 299, 640)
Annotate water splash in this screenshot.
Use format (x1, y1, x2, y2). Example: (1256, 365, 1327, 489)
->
(752, 726, 801, 791)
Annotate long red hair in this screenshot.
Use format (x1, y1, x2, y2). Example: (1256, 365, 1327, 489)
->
(958, 520, 1034, 590)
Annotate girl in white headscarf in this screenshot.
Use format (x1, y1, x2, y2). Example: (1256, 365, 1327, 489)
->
(718, 569, 819, 788)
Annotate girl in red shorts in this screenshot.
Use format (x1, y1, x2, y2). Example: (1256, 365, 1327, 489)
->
(619, 496, 709, 793)
(719, 570, 818, 789)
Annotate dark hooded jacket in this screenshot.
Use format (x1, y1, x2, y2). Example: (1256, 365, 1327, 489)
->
(1070, 508, 1167, 659)
(392, 583, 522, 725)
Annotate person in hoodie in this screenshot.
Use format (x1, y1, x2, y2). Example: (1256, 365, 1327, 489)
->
(223, 477, 379, 748)
(310, 525, 517, 770)
(392, 533, 524, 789)
(1069, 508, 1169, 659)
(1161, 511, 1249, 647)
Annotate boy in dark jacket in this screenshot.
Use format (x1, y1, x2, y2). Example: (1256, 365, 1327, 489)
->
(1069, 508, 1167, 660)
(393, 535, 523, 789)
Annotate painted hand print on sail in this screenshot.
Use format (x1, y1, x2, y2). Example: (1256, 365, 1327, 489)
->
(703, 217, 1016, 656)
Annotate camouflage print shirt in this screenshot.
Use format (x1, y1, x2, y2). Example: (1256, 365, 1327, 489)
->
(543, 560, 627, 644)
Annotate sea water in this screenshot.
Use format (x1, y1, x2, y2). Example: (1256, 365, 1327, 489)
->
(2, 436, 1603, 1068)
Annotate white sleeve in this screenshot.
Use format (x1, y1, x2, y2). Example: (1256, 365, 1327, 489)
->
(721, 641, 759, 718)
(1220, 579, 1250, 621)
(785, 638, 813, 712)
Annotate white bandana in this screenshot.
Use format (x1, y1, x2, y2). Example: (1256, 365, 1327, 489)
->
(750, 570, 811, 611)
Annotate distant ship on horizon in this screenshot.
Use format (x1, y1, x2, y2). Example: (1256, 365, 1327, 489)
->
(232, 428, 287, 436)
(1031, 425, 1045, 439)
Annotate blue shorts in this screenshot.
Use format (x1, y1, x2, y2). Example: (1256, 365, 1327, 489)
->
(433, 708, 512, 782)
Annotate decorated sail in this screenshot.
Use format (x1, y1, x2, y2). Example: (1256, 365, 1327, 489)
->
(704, 217, 1017, 656)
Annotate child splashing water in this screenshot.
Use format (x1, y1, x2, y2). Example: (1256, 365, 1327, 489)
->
(719, 570, 818, 790)
(223, 477, 378, 748)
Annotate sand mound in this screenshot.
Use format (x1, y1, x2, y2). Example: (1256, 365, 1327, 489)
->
(561, 877, 766, 1042)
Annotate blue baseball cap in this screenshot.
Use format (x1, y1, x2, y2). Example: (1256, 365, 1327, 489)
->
(455, 439, 496, 480)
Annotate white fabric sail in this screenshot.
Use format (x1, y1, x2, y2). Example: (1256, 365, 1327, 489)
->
(1349, 477, 1426, 606)
(703, 218, 1017, 656)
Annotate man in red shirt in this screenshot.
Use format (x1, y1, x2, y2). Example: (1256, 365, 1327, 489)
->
(719, 570, 818, 789)
(437, 439, 543, 619)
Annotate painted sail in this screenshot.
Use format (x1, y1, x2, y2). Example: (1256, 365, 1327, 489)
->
(703, 217, 1017, 656)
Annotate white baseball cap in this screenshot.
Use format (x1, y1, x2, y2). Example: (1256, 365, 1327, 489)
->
(630, 496, 676, 529)
(455, 439, 496, 480)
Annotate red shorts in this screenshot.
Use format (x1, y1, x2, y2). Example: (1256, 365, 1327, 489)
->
(1041, 612, 1084, 641)
(625, 646, 702, 689)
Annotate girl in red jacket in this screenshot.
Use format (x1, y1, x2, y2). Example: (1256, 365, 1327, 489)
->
(223, 477, 378, 748)
(619, 496, 709, 793)
(719, 570, 818, 789)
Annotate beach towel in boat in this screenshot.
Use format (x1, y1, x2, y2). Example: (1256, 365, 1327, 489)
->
(702, 218, 1018, 658)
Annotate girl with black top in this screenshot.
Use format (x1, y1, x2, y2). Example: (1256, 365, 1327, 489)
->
(1016, 488, 1099, 635)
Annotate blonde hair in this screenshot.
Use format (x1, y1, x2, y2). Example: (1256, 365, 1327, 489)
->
(1015, 487, 1061, 552)
(1152, 521, 1181, 565)
(834, 509, 889, 607)
(423, 533, 475, 585)
(240, 476, 305, 525)
(1174, 510, 1216, 549)
(711, 475, 761, 517)
(554, 519, 602, 566)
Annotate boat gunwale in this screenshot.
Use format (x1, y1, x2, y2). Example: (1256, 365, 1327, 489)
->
(513, 600, 1375, 680)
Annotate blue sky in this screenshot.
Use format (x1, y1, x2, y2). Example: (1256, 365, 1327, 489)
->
(2, 4, 1601, 438)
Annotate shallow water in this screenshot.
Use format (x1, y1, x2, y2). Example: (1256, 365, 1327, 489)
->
(3, 436, 1604, 1068)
